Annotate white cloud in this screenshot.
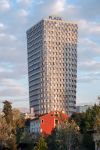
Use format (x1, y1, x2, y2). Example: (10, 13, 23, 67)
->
(78, 72, 100, 83)
(0, 79, 21, 87)
(0, 88, 24, 97)
(79, 38, 100, 54)
(79, 60, 100, 72)
(0, 23, 7, 31)
(33, 0, 66, 18)
(17, 0, 44, 6)
(9, 35, 17, 40)
(0, 0, 10, 11)
(0, 33, 17, 41)
(36, 1, 44, 5)
(0, 78, 27, 96)
(78, 20, 100, 36)
(75, 0, 100, 20)
(54, 0, 65, 12)
(17, 9, 28, 17)
(17, 0, 32, 5)
(89, 25, 100, 35)
(0, 66, 12, 73)
(67, 5, 77, 13)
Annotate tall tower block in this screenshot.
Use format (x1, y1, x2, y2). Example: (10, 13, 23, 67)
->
(27, 16, 78, 115)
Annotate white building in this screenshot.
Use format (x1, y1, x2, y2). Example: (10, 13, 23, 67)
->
(30, 118, 40, 134)
(76, 105, 92, 113)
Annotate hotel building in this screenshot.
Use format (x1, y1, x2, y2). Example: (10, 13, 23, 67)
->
(27, 16, 78, 115)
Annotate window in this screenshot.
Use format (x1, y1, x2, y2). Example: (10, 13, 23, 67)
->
(55, 112, 58, 117)
(55, 120, 58, 125)
(42, 120, 44, 123)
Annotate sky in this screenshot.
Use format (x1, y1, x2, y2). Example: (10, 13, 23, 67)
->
(0, 0, 100, 110)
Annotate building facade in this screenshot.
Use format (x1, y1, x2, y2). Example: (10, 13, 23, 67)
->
(27, 16, 78, 115)
(30, 111, 68, 135)
(76, 105, 92, 113)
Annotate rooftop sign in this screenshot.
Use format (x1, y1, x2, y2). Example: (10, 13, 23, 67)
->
(49, 16, 62, 20)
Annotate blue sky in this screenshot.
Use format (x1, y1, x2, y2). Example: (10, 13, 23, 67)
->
(0, 0, 100, 110)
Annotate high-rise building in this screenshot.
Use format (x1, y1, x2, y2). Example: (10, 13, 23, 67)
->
(27, 16, 78, 115)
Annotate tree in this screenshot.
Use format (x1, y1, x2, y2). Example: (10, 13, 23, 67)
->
(2, 100, 17, 149)
(19, 130, 35, 150)
(95, 113, 100, 133)
(46, 121, 80, 150)
(34, 137, 48, 150)
(3, 100, 13, 125)
(6, 136, 17, 150)
(0, 100, 25, 149)
(71, 104, 100, 150)
(71, 105, 100, 133)
(46, 128, 60, 150)
(0, 114, 9, 148)
(70, 112, 86, 133)
(85, 104, 100, 130)
(13, 108, 25, 146)
(82, 133, 94, 150)
(58, 120, 80, 150)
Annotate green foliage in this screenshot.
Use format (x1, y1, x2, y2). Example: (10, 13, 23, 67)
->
(58, 120, 80, 150)
(1, 101, 99, 150)
(21, 131, 34, 144)
(3, 100, 13, 125)
(71, 104, 100, 133)
(46, 128, 60, 150)
(19, 131, 35, 150)
(1, 101, 17, 149)
(47, 121, 80, 150)
(34, 137, 48, 150)
(82, 133, 95, 150)
(71, 104, 100, 150)
(70, 112, 86, 133)
(0, 100, 25, 150)
(85, 105, 100, 130)
(94, 112, 100, 132)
